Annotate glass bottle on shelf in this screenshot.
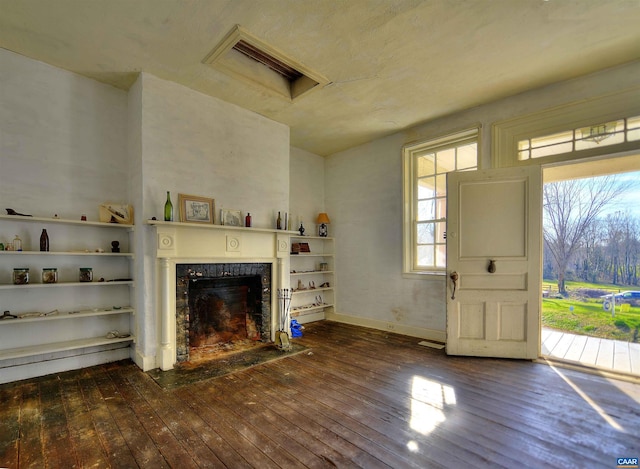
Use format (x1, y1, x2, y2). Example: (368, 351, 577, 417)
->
(245, 212, 251, 227)
(13, 235, 22, 252)
(277, 211, 282, 230)
(164, 191, 173, 221)
(40, 229, 49, 251)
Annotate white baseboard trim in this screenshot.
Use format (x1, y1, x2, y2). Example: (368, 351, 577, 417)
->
(326, 311, 446, 343)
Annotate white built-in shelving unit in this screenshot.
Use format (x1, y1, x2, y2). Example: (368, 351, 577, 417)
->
(0, 214, 135, 384)
(289, 235, 335, 323)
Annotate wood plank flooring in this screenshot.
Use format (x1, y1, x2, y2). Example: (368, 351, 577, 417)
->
(542, 327, 640, 375)
(1, 321, 639, 468)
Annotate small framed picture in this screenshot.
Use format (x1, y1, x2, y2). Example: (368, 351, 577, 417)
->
(221, 209, 242, 226)
(178, 194, 215, 224)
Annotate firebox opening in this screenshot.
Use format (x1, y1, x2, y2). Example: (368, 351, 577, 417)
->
(176, 263, 272, 363)
(189, 276, 262, 349)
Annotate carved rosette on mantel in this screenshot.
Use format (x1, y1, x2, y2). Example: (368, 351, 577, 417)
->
(146, 220, 293, 371)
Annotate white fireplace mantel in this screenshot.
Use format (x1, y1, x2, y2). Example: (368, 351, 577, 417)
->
(146, 221, 294, 370)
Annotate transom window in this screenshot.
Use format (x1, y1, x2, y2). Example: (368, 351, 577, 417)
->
(518, 115, 640, 160)
(403, 129, 478, 274)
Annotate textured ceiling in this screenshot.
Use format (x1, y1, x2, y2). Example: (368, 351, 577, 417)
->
(1, 0, 640, 156)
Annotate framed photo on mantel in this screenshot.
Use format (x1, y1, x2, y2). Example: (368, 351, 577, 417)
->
(178, 194, 215, 224)
(221, 209, 242, 226)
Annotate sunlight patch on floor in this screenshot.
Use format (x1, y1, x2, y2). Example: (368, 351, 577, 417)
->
(408, 375, 456, 445)
(549, 363, 626, 433)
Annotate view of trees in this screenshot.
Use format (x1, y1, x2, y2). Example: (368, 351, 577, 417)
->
(543, 174, 639, 294)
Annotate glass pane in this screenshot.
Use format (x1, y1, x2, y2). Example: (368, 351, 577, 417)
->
(418, 177, 435, 199)
(436, 197, 447, 219)
(531, 141, 572, 159)
(575, 130, 624, 150)
(628, 116, 640, 131)
(578, 120, 621, 141)
(436, 148, 456, 173)
(518, 149, 530, 160)
(435, 221, 446, 242)
(417, 222, 434, 243)
(531, 130, 573, 148)
(417, 200, 435, 221)
(517, 139, 530, 151)
(627, 127, 640, 142)
(457, 143, 477, 170)
(435, 244, 446, 268)
(417, 245, 434, 268)
(417, 154, 436, 177)
(435, 174, 447, 197)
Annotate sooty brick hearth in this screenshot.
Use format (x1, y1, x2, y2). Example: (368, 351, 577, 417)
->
(176, 263, 272, 362)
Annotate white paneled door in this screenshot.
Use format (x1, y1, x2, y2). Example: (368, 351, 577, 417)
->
(446, 166, 542, 359)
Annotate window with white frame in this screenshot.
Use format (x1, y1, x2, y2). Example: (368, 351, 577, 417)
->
(517, 115, 640, 161)
(403, 128, 478, 274)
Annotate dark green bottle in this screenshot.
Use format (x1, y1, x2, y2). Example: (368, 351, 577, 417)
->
(164, 191, 173, 221)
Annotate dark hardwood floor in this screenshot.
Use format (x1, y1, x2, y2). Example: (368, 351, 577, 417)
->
(1, 321, 639, 468)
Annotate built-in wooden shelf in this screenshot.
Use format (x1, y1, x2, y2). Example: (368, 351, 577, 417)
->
(290, 270, 334, 276)
(291, 303, 335, 314)
(0, 214, 133, 229)
(291, 286, 334, 295)
(0, 308, 134, 325)
(0, 335, 135, 361)
(0, 251, 133, 257)
(0, 281, 133, 290)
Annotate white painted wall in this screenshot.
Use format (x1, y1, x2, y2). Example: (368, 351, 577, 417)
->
(0, 48, 129, 218)
(138, 73, 290, 227)
(134, 73, 290, 364)
(325, 61, 640, 340)
(290, 146, 325, 233)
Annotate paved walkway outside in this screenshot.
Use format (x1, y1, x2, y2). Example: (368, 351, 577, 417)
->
(542, 327, 640, 376)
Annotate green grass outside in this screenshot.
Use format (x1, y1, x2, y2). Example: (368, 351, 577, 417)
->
(541, 279, 640, 342)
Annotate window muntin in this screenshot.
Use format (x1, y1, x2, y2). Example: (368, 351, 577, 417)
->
(403, 129, 478, 274)
(518, 116, 640, 161)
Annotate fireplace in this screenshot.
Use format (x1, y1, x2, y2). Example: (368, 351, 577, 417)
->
(176, 263, 272, 362)
(150, 222, 289, 371)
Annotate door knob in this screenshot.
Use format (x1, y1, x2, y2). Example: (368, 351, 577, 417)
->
(450, 271, 459, 300)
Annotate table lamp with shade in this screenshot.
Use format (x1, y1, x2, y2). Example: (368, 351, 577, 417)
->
(316, 212, 330, 237)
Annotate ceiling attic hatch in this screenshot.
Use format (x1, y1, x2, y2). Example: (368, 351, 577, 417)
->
(203, 25, 329, 101)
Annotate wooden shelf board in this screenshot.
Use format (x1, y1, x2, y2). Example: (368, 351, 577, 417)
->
(291, 287, 333, 295)
(0, 214, 133, 229)
(0, 281, 134, 290)
(0, 336, 134, 361)
(0, 308, 134, 325)
(291, 303, 334, 314)
(290, 270, 334, 276)
(0, 251, 133, 257)
(290, 253, 334, 257)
